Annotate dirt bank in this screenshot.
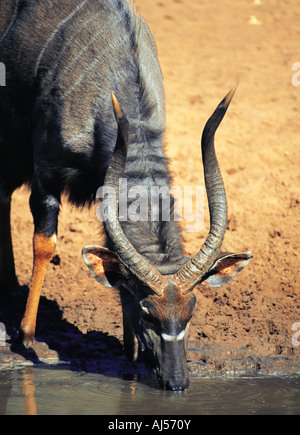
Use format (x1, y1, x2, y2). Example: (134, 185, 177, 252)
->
(1, 0, 300, 377)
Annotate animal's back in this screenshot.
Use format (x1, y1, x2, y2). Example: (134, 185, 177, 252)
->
(0, 0, 165, 204)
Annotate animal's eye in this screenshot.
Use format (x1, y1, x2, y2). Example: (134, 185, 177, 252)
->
(140, 306, 153, 323)
(140, 306, 160, 328)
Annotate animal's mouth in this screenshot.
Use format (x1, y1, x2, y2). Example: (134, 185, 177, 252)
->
(156, 371, 189, 391)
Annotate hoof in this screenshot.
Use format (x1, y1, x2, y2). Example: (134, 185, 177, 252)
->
(17, 327, 34, 349)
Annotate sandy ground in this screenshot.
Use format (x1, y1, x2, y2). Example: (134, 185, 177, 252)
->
(1, 0, 300, 377)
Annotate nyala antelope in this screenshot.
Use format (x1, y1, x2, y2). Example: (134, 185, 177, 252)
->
(0, 0, 252, 390)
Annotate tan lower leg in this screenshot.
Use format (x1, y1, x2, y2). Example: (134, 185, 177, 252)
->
(20, 233, 56, 348)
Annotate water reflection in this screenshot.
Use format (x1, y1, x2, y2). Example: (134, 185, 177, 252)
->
(0, 367, 299, 415)
(21, 368, 37, 415)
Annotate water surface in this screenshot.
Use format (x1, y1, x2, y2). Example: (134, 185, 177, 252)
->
(0, 366, 299, 415)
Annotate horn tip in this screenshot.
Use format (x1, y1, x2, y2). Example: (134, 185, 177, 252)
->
(111, 92, 123, 120)
(223, 83, 239, 108)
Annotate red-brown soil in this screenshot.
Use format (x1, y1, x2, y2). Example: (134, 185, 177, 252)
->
(1, 0, 300, 377)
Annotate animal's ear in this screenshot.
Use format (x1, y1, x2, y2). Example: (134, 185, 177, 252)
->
(200, 252, 252, 287)
(82, 246, 127, 288)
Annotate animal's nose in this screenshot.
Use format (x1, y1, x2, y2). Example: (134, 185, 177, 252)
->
(159, 376, 189, 391)
(166, 382, 187, 391)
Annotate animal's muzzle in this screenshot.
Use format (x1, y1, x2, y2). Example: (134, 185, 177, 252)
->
(156, 339, 190, 391)
(159, 376, 190, 392)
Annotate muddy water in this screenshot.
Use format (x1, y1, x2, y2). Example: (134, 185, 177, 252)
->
(0, 366, 299, 415)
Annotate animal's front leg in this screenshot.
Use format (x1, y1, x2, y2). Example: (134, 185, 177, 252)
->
(19, 179, 59, 348)
(122, 307, 139, 362)
(120, 288, 140, 362)
(20, 232, 56, 348)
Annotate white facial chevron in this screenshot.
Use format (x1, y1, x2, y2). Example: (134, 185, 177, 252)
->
(161, 330, 185, 342)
